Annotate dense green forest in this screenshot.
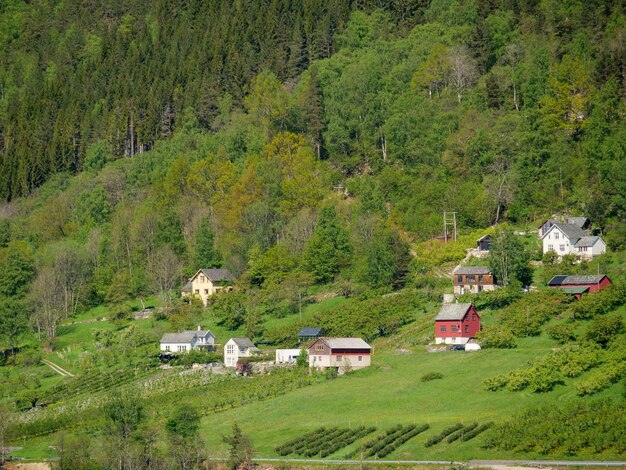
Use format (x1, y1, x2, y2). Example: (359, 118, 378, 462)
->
(1, 0, 626, 349)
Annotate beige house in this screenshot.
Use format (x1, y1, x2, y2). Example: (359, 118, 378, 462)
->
(308, 337, 371, 373)
(182, 268, 235, 306)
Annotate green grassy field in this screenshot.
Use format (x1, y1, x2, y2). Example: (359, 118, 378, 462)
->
(195, 335, 623, 461)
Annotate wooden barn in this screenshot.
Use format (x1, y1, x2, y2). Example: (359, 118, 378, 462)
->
(434, 303, 481, 345)
(547, 274, 612, 299)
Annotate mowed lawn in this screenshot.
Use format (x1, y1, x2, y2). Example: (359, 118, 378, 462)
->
(199, 338, 623, 461)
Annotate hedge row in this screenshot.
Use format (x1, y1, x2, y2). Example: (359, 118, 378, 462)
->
(275, 426, 375, 458)
(447, 423, 478, 443)
(425, 423, 463, 447)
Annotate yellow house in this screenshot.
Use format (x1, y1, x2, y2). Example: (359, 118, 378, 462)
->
(182, 268, 235, 306)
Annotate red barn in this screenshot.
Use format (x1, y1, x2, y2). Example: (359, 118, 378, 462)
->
(434, 303, 481, 345)
(548, 274, 612, 300)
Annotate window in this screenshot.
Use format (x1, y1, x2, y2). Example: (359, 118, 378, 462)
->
(358, 356, 362, 361)
(318, 356, 322, 361)
(554, 232, 560, 240)
(548, 244, 554, 251)
(466, 275, 475, 282)
(472, 314, 477, 321)
(226, 344, 234, 354)
(451, 325, 457, 332)
(165, 345, 170, 351)
(336, 355, 343, 361)
(177, 345, 187, 352)
(440, 326, 446, 333)
(199, 275, 205, 283)
(560, 244, 565, 251)
(195, 289, 199, 294)
(465, 325, 469, 333)
(457, 275, 463, 283)
(315, 344, 323, 351)
(478, 275, 483, 282)
(478, 285, 483, 292)
(204, 289, 209, 294)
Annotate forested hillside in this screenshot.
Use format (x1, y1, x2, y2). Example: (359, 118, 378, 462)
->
(1, 0, 626, 348)
(2, 1, 626, 464)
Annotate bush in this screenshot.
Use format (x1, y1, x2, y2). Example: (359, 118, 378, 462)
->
(476, 325, 516, 349)
(425, 423, 463, 447)
(421, 371, 443, 382)
(546, 322, 577, 344)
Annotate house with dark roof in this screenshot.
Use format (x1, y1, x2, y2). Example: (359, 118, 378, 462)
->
(434, 303, 481, 345)
(308, 337, 371, 372)
(182, 268, 235, 306)
(224, 337, 260, 367)
(476, 234, 492, 252)
(452, 266, 496, 295)
(159, 326, 215, 353)
(538, 216, 590, 238)
(541, 222, 606, 260)
(298, 327, 325, 343)
(548, 274, 612, 299)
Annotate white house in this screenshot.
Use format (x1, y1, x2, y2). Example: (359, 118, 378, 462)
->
(308, 337, 371, 372)
(541, 223, 606, 260)
(275, 349, 302, 364)
(160, 326, 215, 353)
(181, 268, 235, 306)
(224, 337, 260, 367)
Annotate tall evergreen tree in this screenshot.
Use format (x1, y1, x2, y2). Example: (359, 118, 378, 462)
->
(303, 205, 351, 283)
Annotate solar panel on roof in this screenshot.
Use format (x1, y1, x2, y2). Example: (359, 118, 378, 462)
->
(548, 275, 568, 286)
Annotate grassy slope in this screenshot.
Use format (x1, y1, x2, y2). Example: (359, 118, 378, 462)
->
(197, 334, 623, 461)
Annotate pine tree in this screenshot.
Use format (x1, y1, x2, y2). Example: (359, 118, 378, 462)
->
(193, 218, 222, 268)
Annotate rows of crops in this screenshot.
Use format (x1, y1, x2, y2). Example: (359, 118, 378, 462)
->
(40, 363, 159, 405)
(353, 424, 430, 458)
(276, 426, 376, 457)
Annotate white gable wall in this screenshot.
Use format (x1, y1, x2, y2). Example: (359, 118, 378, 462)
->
(542, 226, 575, 256)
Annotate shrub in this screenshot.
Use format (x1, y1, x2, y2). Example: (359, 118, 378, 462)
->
(546, 322, 577, 343)
(425, 423, 463, 447)
(421, 371, 443, 382)
(476, 325, 516, 349)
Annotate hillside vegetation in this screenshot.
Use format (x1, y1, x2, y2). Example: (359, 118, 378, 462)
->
(1, 0, 626, 467)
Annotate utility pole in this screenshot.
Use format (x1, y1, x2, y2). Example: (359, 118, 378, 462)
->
(443, 211, 458, 242)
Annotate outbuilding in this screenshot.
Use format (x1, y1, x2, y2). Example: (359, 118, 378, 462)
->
(547, 274, 612, 299)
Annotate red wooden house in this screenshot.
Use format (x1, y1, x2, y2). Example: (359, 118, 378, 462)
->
(547, 274, 612, 300)
(434, 303, 481, 345)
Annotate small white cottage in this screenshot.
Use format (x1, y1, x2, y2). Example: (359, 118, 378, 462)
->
(159, 326, 215, 353)
(224, 337, 260, 367)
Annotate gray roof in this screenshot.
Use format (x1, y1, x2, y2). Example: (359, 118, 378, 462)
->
(544, 223, 587, 242)
(453, 265, 491, 275)
(160, 331, 197, 344)
(197, 330, 214, 338)
(434, 303, 473, 321)
(566, 217, 589, 228)
(298, 327, 324, 337)
(548, 274, 608, 286)
(321, 338, 371, 349)
(199, 268, 235, 282)
(229, 337, 259, 351)
(574, 236, 602, 248)
(181, 280, 193, 292)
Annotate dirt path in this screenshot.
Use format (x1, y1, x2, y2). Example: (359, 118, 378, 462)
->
(41, 359, 75, 377)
